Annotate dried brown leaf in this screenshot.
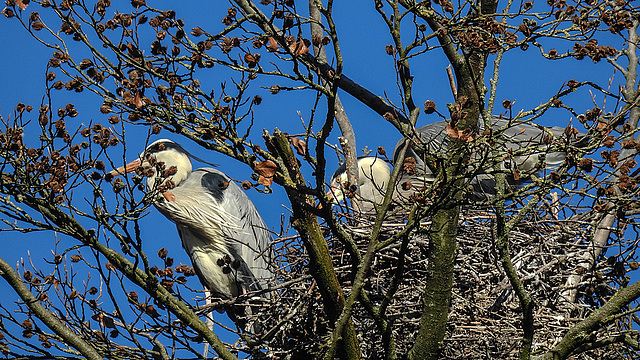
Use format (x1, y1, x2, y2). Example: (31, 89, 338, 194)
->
(16, 0, 29, 10)
(266, 37, 279, 52)
(289, 40, 309, 55)
(424, 100, 436, 114)
(133, 91, 144, 109)
(255, 160, 277, 185)
(92, 313, 115, 328)
(403, 157, 417, 175)
(446, 123, 459, 138)
(458, 129, 474, 142)
(291, 136, 307, 156)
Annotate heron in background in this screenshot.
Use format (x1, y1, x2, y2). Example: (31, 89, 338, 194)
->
(329, 116, 584, 207)
(394, 116, 584, 199)
(328, 157, 391, 212)
(113, 139, 272, 332)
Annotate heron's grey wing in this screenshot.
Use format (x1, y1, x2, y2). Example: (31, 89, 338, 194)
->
(200, 168, 273, 291)
(391, 118, 520, 197)
(392, 121, 450, 165)
(390, 116, 584, 200)
(491, 118, 570, 172)
(391, 121, 449, 189)
(152, 181, 243, 302)
(154, 172, 244, 247)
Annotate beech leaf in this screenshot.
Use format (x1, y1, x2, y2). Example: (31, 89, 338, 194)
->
(255, 160, 277, 185)
(445, 123, 459, 138)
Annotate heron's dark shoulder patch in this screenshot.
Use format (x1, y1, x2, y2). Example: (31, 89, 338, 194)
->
(200, 170, 230, 202)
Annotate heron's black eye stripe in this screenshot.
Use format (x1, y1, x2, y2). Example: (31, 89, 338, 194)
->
(201, 171, 228, 202)
(146, 141, 184, 155)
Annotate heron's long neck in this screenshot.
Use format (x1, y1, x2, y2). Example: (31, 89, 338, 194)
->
(166, 157, 191, 187)
(358, 158, 390, 185)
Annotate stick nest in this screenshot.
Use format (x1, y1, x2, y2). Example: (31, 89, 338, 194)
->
(244, 207, 639, 359)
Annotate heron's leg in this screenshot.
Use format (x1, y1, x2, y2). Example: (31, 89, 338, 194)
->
(202, 289, 214, 359)
(241, 286, 254, 334)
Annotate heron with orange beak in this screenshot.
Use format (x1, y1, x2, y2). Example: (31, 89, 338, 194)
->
(112, 139, 272, 332)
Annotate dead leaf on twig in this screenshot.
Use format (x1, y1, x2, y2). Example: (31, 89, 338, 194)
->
(266, 37, 279, 52)
(255, 160, 277, 186)
(16, 0, 29, 10)
(403, 157, 417, 175)
(133, 91, 145, 109)
(446, 123, 459, 138)
(289, 39, 310, 55)
(458, 129, 474, 142)
(291, 136, 307, 156)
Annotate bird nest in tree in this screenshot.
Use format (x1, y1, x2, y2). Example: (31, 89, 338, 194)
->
(236, 204, 637, 359)
(440, 209, 636, 360)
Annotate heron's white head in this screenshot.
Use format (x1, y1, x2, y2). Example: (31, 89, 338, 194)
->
(328, 157, 391, 206)
(112, 139, 192, 191)
(141, 139, 193, 190)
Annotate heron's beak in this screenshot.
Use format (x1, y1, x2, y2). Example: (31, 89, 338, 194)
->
(109, 158, 142, 176)
(317, 183, 340, 210)
(326, 183, 343, 204)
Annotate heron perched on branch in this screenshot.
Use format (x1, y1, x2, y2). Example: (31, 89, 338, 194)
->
(329, 116, 585, 208)
(112, 139, 272, 332)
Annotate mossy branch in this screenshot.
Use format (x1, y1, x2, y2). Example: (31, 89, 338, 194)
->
(534, 278, 640, 360)
(20, 196, 239, 360)
(0, 256, 103, 360)
(264, 129, 361, 360)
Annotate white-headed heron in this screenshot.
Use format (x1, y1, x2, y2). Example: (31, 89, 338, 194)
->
(328, 157, 391, 211)
(113, 139, 272, 331)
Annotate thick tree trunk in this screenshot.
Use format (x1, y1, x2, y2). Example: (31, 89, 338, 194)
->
(266, 130, 361, 360)
(408, 206, 459, 360)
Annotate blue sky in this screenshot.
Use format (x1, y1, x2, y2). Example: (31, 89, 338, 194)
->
(0, 0, 636, 354)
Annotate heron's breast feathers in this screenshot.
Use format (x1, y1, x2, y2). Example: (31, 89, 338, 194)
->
(155, 191, 243, 242)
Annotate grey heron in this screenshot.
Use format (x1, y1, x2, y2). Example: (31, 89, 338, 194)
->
(329, 116, 584, 207)
(328, 156, 391, 212)
(393, 116, 583, 199)
(113, 139, 272, 332)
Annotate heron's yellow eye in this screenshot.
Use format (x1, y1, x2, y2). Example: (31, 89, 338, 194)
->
(335, 177, 341, 184)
